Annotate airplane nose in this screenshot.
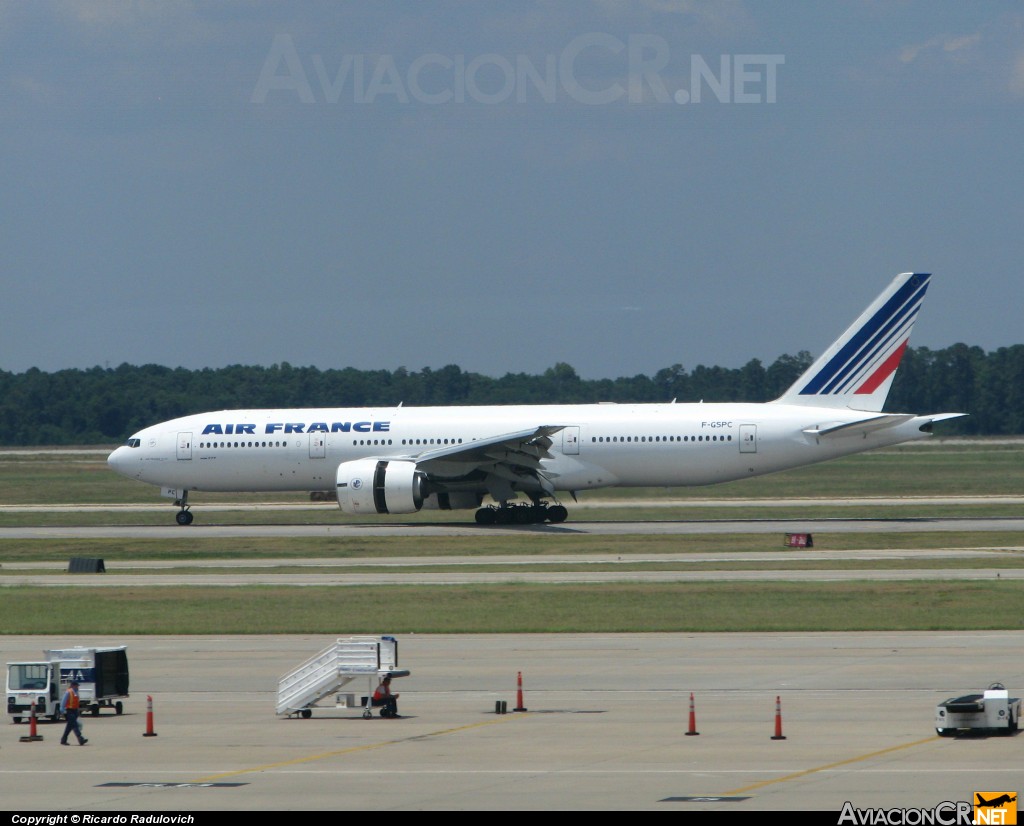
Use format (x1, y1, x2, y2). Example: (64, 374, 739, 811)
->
(107, 446, 133, 477)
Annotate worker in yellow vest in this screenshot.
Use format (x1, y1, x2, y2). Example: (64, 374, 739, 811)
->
(60, 680, 88, 746)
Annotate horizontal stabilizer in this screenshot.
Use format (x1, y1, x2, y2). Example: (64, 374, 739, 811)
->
(804, 411, 966, 440)
(921, 413, 967, 425)
(803, 414, 915, 438)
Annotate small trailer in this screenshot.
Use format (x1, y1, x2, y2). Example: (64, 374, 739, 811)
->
(6, 646, 129, 724)
(935, 683, 1020, 736)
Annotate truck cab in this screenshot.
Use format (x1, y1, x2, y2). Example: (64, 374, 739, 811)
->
(6, 662, 61, 723)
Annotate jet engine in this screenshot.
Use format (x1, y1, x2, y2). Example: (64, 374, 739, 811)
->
(335, 459, 426, 515)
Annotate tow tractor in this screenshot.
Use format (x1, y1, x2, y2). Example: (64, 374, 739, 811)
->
(935, 683, 1020, 736)
(7, 646, 129, 724)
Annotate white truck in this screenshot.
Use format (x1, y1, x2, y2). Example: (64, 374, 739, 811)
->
(6, 646, 130, 724)
(935, 682, 1020, 736)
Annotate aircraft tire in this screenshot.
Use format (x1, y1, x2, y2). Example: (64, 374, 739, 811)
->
(475, 508, 497, 525)
(513, 507, 534, 524)
(547, 505, 568, 523)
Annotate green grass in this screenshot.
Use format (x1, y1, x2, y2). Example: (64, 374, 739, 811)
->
(0, 582, 1021, 634)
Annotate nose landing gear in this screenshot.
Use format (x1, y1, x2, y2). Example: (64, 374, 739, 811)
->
(174, 494, 194, 525)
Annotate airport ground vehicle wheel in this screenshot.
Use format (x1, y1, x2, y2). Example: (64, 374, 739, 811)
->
(12, 717, 21, 724)
(363, 710, 372, 719)
(115, 702, 123, 715)
(936, 728, 956, 737)
(301, 709, 312, 719)
(91, 705, 99, 716)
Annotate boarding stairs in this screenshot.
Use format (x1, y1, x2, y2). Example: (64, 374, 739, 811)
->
(276, 636, 408, 718)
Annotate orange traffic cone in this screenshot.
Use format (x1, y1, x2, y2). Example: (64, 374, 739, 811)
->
(143, 695, 158, 737)
(685, 692, 700, 736)
(19, 701, 44, 743)
(771, 695, 787, 740)
(513, 671, 527, 712)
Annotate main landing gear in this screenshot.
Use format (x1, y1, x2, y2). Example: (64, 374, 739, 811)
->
(474, 502, 568, 525)
(174, 493, 194, 526)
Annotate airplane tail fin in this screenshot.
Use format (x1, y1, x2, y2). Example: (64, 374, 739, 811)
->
(773, 272, 931, 412)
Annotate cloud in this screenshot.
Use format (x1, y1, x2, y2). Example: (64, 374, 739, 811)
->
(900, 33, 981, 64)
(943, 33, 982, 53)
(897, 25, 1024, 100)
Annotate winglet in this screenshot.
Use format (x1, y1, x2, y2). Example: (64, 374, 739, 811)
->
(774, 272, 931, 412)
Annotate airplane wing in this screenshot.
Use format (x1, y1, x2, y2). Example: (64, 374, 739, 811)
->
(413, 425, 566, 496)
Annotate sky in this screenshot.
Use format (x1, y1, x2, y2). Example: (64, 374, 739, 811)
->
(2, 1, 1022, 380)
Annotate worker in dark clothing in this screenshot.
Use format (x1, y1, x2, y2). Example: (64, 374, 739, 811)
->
(60, 680, 88, 746)
(372, 675, 400, 718)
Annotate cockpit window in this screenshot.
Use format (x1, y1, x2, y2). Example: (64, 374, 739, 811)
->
(127, 438, 141, 448)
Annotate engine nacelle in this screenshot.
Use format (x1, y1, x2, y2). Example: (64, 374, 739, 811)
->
(422, 492, 484, 510)
(336, 459, 426, 515)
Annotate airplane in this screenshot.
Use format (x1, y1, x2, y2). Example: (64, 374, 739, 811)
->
(107, 272, 964, 526)
(976, 794, 1016, 809)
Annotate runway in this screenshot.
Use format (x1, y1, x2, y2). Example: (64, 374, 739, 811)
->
(2, 632, 1021, 812)
(4, 515, 1024, 539)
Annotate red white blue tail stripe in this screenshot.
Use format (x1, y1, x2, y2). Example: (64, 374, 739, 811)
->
(777, 272, 930, 411)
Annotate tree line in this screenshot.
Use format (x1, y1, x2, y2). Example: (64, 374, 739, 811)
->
(0, 342, 1020, 445)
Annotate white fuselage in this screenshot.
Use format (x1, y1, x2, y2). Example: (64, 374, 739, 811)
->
(107, 402, 933, 497)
